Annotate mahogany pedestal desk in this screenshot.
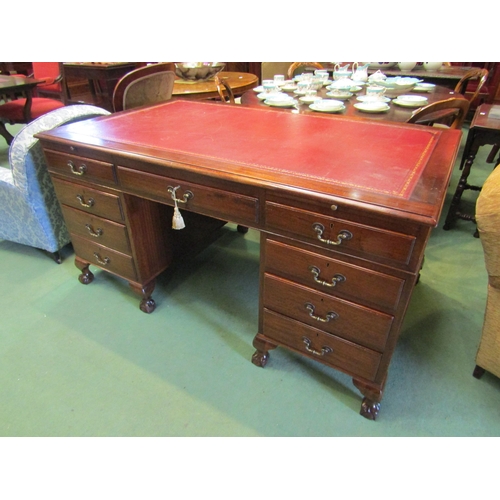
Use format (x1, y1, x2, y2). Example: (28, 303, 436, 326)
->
(36, 101, 461, 420)
(443, 104, 500, 235)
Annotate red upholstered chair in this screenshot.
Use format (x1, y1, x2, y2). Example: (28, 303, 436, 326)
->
(0, 62, 66, 144)
(30, 62, 68, 102)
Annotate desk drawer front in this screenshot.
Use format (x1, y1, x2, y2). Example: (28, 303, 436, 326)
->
(117, 166, 259, 227)
(63, 205, 131, 255)
(45, 150, 117, 185)
(263, 310, 382, 381)
(265, 239, 404, 314)
(263, 274, 393, 352)
(71, 235, 137, 281)
(266, 202, 415, 267)
(52, 178, 124, 222)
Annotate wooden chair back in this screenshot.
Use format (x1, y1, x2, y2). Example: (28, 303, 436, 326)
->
(287, 62, 324, 79)
(454, 68, 489, 103)
(112, 62, 176, 112)
(214, 74, 235, 104)
(407, 97, 470, 130)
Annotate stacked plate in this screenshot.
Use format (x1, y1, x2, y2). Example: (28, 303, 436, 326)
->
(309, 99, 345, 113)
(354, 101, 390, 113)
(393, 95, 428, 108)
(263, 94, 298, 108)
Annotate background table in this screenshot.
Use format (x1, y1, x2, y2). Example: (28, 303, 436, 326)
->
(173, 71, 258, 100)
(240, 83, 460, 123)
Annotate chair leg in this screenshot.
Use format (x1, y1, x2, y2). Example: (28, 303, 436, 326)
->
(0, 121, 14, 145)
(44, 250, 62, 264)
(486, 144, 499, 164)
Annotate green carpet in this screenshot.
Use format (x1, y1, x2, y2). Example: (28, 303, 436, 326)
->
(0, 121, 499, 439)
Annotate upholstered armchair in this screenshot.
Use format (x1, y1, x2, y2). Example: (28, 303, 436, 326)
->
(0, 104, 110, 262)
(474, 165, 500, 380)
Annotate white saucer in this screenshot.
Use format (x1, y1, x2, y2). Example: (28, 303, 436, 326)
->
(264, 98, 298, 108)
(282, 84, 298, 92)
(354, 102, 390, 113)
(413, 83, 436, 92)
(392, 99, 427, 108)
(325, 91, 353, 100)
(257, 92, 288, 101)
(299, 95, 322, 104)
(253, 85, 265, 93)
(309, 103, 345, 113)
(356, 95, 391, 103)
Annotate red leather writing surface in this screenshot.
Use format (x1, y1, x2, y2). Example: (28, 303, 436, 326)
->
(74, 100, 440, 199)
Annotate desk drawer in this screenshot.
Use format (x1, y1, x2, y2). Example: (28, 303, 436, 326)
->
(266, 202, 416, 267)
(263, 310, 382, 381)
(117, 166, 259, 227)
(71, 234, 137, 281)
(63, 205, 131, 255)
(265, 239, 404, 314)
(52, 178, 124, 222)
(263, 274, 393, 352)
(45, 149, 117, 186)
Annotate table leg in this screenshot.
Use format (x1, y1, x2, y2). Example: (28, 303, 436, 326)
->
(352, 378, 384, 420)
(129, 280, 156, 314)
(251, 333, 278, 367)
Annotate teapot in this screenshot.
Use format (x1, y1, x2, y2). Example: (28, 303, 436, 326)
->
(368, 70, 387, 84)
(351, 62, 369, 82)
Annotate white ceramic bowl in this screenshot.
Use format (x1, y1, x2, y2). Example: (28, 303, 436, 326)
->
(175, 62, 225, 81)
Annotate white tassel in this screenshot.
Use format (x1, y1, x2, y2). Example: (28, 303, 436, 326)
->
(170, 186, 186, 230)
(172, 206, 185, 230)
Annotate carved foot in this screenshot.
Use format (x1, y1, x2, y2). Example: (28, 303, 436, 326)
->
(473, 365, 486, 379)
(360, 397, 381, 420)
(129, 280, 156, 314)
(75, 258, 94, 284)
(251, 334, 277, 367)
(237, 225, 249, 234)
(252, 349, 269, 367)
(353, 378, 384, 421)
(140, 297, 156, 314)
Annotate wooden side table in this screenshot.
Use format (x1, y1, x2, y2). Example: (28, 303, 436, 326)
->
(443, 104, 500, 236)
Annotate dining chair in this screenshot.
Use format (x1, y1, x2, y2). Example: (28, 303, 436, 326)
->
(214, 74, 235, 104)
(0, 104, 110, 263)
(406, 97, 470, 130)
(287, 62, 324, 79)
(454, 68, 489, 106)
(30, 62, 68, 102)
(112, 62, 176, 112)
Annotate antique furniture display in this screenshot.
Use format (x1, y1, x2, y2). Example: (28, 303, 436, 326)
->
(112, 63, 176, 112)
(0, 105, 110, 262)
(407, 97, 470, 129)
(443, 104, 500, 235)
(473, 164, 500, 381)
(0, 74, 63, 145)
(63, 62, 138, 111)
(36, 100, 461, 419)
(172, 71, 258, 100)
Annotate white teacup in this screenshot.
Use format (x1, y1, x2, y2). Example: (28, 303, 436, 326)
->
(274, 74, 285, 86)
(366, 85, 386, 98)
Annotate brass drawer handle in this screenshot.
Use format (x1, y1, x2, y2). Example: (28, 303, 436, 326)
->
(305, 302, 338, 323)
(309, 266, 346, 288)
(93, 252, 110, 266)
(313, 223, 352, 246)
(85, 224, 103, 238)
(76, 195, 95, 208)
(302, 337, 333, 357)
(68, 160, 87, 176)
(167, 185, 194, 204)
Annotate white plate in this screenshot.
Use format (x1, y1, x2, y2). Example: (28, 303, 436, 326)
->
(354, 102, 390, 113)
(264, 98, 298, 108)
(299, 95, 322, 104)
(325, 91, 353, 100)
(257, 92, 288, 101)
(282, 84, 298, 92)
(413, 83, 436, 92)
(253, 85, 265, 93)
(393, 99, 427, 108)
(356, 95, 391, 103)
(309, 103, 345, 113)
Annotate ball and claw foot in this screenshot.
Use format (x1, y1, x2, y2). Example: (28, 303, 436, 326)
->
(252, 349, 269, 367)
(140, 297, 156, 314)
(78, 269, 94, 285)
(360, 397, 381, 420)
